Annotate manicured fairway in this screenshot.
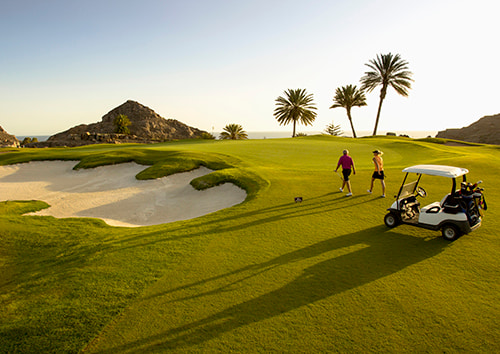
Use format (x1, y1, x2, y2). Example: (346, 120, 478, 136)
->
(1, 136, 499, 353)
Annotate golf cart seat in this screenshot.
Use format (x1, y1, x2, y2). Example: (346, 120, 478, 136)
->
(441, 193, 462, 214)
(420, 194, 462, 215)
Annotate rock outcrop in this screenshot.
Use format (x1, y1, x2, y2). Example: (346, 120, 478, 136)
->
(32, 100, 207, 147)
(436, 113, 500, 145)
(0, 126, 20, 148)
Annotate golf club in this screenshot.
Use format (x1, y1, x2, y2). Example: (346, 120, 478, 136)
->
(335, 171, 344, 181)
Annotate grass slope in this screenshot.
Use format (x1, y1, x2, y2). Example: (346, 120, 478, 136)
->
(0, 136, 499, 353)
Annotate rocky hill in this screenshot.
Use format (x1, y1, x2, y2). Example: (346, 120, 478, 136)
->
(436, 113, 500, 145)
(0, 126, 20, 148)
(33, 100, 207, 147)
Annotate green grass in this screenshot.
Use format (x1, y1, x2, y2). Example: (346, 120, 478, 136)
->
(1, 136, 499, 353)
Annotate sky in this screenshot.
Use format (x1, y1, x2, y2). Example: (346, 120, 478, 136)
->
(1, 0, 499, 137)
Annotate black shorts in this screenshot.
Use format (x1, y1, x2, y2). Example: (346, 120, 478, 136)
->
(372, 171, 385, 180)
(342, 169, 352, 181)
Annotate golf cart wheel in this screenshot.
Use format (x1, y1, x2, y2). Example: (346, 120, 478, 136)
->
(384, 212, 399, 228)
(441, 224, 461, 241)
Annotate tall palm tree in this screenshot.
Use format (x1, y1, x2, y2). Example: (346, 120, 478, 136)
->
(219, 124, 248, 140)
(329, 85, 366, 138)
(360, 52, 413, 135)
(274, 88, 317, 137)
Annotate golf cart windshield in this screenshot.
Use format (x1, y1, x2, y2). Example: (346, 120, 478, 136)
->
(399, 180, 418, 199)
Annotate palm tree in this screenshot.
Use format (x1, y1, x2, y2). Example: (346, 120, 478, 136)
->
(274, 88, 317, 137)
(219, 124, 248, 140)
(360, 53, 413, 135)
(329, 85, 366, 138)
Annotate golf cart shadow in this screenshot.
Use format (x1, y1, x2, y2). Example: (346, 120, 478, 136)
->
(97, 226, 447, 352)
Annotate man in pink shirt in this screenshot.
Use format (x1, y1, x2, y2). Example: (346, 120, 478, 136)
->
(335, 149, 356, 196)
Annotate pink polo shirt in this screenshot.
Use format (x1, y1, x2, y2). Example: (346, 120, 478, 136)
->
(337, 155, 354, 170)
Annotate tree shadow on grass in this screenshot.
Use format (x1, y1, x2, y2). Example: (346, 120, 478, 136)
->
(98, 192, 375, 252)
(96, 226, 447, 353)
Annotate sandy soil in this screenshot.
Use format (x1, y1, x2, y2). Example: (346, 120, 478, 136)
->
(0, 161, 246, 227)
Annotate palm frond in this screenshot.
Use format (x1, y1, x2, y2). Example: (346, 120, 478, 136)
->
(330, 85, 367, 109)
(273, 88, 317, 136)
(329, 85, 366, 138)
(360, 52, 414, 94)
(219, 124, 248, 140)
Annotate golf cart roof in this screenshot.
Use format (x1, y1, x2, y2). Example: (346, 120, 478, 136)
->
(402, 165, 469, 178)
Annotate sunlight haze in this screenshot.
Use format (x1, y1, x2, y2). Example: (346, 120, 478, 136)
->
(1, 0, 499, 136)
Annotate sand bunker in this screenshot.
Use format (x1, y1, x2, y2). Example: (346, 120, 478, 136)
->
(0, 161, 246, 227)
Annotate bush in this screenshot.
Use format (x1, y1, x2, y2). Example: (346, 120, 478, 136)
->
(21, 137, 38, 146)
(114, 114, 131, 134)
(200, 132, 216, 140)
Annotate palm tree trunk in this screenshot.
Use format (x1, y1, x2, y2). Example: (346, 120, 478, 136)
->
(292, 120, 296, 137)
(346, 109, 357, 138)
(373, 86, 387, 136)
(372, 99, 383, 136)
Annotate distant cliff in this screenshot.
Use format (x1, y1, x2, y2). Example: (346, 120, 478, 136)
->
(0, 126, 20, 148)
(436, 113, 500, 145)
(33, 100, 207, 147)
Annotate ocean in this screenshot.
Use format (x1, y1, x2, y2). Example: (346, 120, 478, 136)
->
(244, 130, 438, 139)
(16, 135, 51, 142)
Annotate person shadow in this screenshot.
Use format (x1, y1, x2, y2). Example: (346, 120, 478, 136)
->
(96, 225, 447, 352)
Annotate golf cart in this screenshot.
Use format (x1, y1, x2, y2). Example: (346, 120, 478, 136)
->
(384, 165, 487, 241)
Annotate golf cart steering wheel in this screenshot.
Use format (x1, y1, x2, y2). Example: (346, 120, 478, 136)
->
(417, 186, 427, 198)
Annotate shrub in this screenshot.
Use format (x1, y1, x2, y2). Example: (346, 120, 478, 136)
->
(114, 114, 131, 134)
(201, 132, 216, 140)
(324, 122, 343, 136)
